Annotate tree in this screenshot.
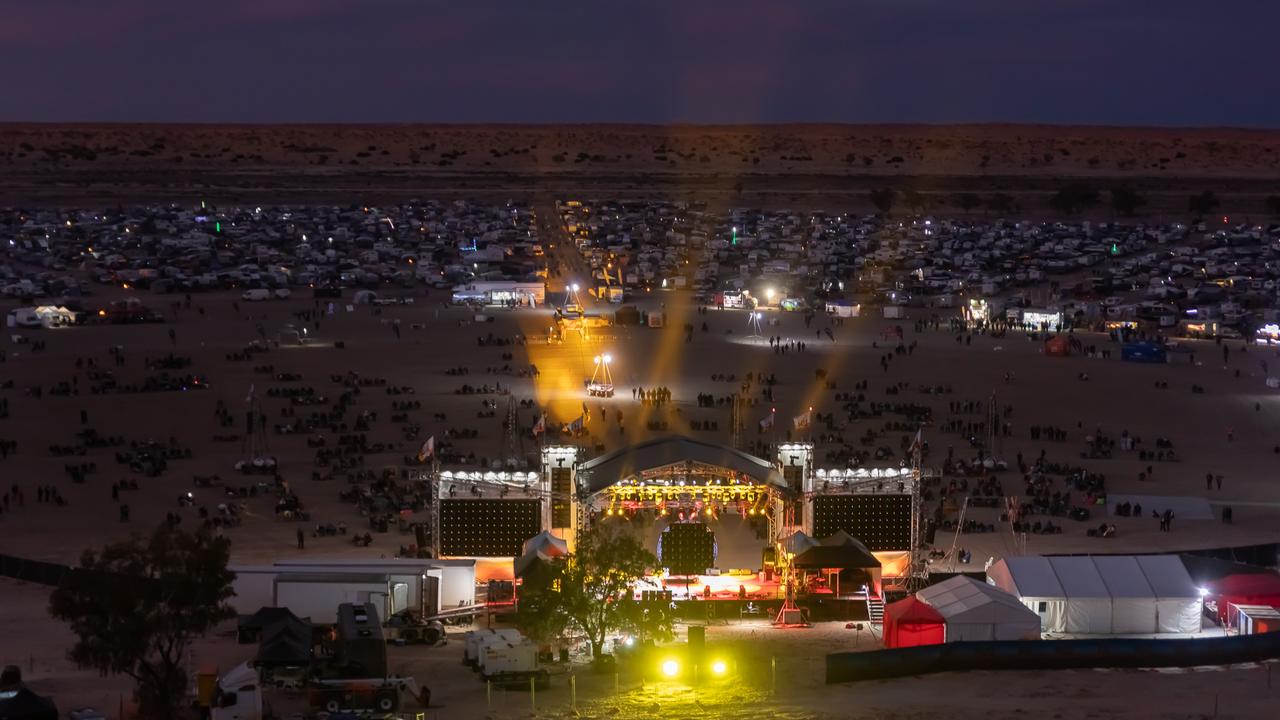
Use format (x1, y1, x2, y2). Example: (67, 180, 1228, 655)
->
(1266, 195, 1280, 217)
(1188, 190, 1220, 216)
(952, 193, 982, 214)
(1049, 183, 1101, 215)
(49, 525, 236, 719)
(514, 564, 572, 652)
(868, 188, 895, 215)
(553, 525, 663, 657)
(1110, 186, 1147, 217)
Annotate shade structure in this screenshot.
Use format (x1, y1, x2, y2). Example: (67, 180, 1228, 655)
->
(255, 617, 313, 666)
(513, 531, 569, 579)
(916, 575, 1041, 642)
(987, 554, 1202, 634)
(883, 596, 945, 648)
(779, 530, 819, 556)
(1206, 572, 1280, 625)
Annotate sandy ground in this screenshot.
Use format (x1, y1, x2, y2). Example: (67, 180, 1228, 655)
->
(2, 124, 1279, 214)
(6, 576, 1279, 719)
(4, 285, 1280, 716)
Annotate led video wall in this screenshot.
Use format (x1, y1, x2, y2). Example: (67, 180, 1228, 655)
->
(440, 499, 541, 557)
(812, 495, 911, 551)
(659, 522, 716, 575)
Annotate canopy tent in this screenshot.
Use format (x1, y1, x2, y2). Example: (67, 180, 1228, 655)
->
(916, 575, 1041, 642)
(793, 532, 883, 596)
(779, 530, 819, 557)
(883, 596, 945, 648)
(238, 606, 311, 643)
(1044, 335, 1071, 357)
(513, 531, 569, 579)
(1205, 572, 1280, 626)
(988, 555, 1202, 634)
(791, 544, 881, 570)
(255, 618, 313, 667)
(0, 687, 58, 720)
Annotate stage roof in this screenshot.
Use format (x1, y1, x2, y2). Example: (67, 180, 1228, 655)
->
(576, 436, 787, 494)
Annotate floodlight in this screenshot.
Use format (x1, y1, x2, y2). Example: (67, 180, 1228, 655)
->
(661, 659, 680, 677)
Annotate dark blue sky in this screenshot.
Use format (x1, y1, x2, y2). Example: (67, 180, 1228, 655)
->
(2, 0, 1277, 126)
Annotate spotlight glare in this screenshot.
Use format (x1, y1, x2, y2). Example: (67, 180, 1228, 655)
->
(661, 659, 680, 678)
(711, 660, 728, 676)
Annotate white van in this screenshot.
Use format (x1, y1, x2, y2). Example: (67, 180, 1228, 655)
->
(241, 289, 271, 301)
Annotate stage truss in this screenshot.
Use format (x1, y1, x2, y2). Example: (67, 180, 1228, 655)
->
(582, 460, 787, 544)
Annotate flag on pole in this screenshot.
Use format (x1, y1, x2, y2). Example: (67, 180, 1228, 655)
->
(908, 429, 923, 462)
(532, 413, 546, 437)
(759, 413, 774, 430)
(793, 409, 812, 431)
(565, 415, 585, 433)
(416, 436, 435, 462)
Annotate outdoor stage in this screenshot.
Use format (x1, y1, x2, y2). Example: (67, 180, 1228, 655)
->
(432, 436, 921, 620)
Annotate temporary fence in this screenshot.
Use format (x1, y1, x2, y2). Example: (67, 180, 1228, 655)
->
(0, 553, 71, 586)
(827, 632, 1280, 684)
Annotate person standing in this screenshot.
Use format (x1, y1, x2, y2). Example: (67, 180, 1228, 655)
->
(296, 528, 305, 550)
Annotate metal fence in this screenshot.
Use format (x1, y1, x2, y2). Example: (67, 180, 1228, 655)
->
(0, 553, 71, 586)
(827, 632, 1280, 684)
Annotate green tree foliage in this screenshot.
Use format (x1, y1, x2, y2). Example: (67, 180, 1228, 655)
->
(868, 188, 895, 215)
(49, 525, 236, 719)
(1110, 186, 1147, 216)
(1188, 190, 1221, 216)
(518, 525, 666, 657)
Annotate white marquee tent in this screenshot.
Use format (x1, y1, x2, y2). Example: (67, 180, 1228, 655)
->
(987, 555, 1202, 635)
(916, 575, 1041, 641)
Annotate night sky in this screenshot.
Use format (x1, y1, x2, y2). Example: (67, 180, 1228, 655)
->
(2, 0, 1276, 126)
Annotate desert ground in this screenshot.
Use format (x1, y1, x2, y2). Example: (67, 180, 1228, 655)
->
(3, 280, 1280, 716)
(2, 124, 1279, 215)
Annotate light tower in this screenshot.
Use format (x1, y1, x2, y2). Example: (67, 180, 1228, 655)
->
(587, 353, 615, 397)
(747, 311, 764, 338)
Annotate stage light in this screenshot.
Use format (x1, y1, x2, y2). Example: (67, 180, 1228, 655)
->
(710, 660, 728, 676)
(624, 636, 636, 647)
(661, 659, 680, 678)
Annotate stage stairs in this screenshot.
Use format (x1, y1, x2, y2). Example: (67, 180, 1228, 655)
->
(863, 592, 884, 627)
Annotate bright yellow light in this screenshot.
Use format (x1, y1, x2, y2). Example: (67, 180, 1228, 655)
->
(711, 660, 728, 676)
(661, 659, 680, 677)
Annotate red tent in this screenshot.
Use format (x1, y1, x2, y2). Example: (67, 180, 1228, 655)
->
(883, 595, 945, 648)
(1206, 572, 1280, 624)
(1044, 335, 1071, 356)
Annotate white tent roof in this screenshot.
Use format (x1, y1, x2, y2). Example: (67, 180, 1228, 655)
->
(991, 556, 1064, 599)
(1134, 555, 1200, 599)
(1048, 556, 1110, 598)
(918, 575, 1041, 625)
(1094, 555, 1155, 598)
(988, 554, 1204, 635)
